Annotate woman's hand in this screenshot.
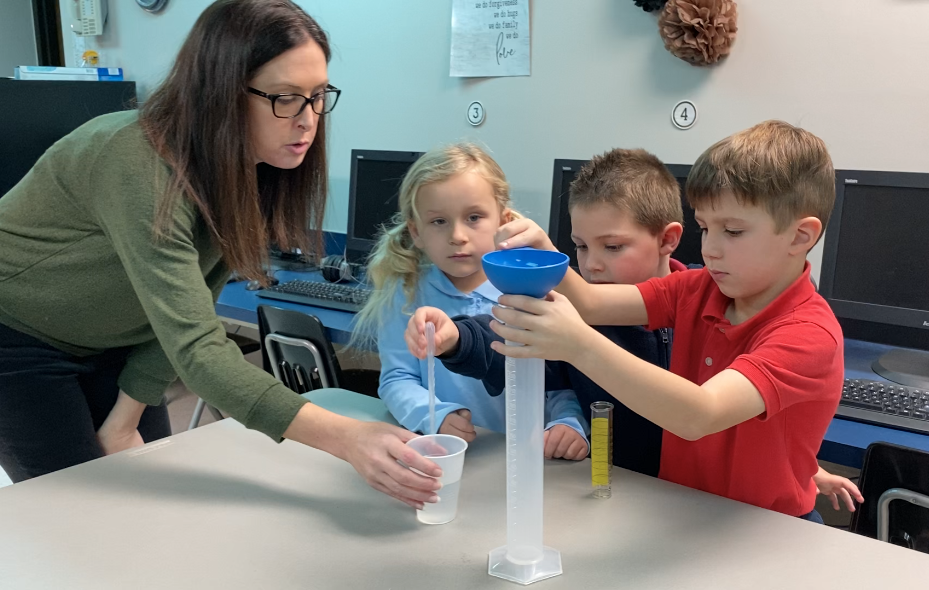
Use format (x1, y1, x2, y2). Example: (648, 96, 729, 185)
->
(96, 391, 147, 455)
(340, 421, 444, 509)
(96, 424, 145, 455)
(284, 404, 444, 509)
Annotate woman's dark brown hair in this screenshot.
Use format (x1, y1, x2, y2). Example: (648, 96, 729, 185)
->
(140, 0, 329, 282)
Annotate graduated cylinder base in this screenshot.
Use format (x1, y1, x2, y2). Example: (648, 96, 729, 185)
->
(488, 545, 562, 585)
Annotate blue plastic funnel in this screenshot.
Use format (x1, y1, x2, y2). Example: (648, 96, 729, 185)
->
(482, 248, 569, 298)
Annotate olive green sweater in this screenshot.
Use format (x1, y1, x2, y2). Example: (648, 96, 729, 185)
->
(0, 111, 307, 440)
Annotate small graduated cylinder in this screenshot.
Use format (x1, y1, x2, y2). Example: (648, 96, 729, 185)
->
(590, 401, 613, 498)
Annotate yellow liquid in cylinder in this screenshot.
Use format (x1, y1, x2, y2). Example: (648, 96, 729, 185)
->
(591, 417, 611, 486)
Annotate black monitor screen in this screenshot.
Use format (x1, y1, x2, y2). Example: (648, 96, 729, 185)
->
(551, 166, 579, 267)
(345, 150, 424, 266)
(831, 184, 929, 312)
(549, 161, 702, 269)
(671, 172, 703, 267)
(349, 159, 414, 242)
(0, 80, 137, 197)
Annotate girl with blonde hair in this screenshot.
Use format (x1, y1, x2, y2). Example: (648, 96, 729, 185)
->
(354, 144, 587, 452)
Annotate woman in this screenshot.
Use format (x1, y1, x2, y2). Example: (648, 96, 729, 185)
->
(0, 0, 440, 509)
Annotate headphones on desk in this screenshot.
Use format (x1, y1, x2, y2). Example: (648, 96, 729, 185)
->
(320, 254, 358, 283)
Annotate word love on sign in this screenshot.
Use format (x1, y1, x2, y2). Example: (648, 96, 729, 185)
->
(451, 0, 530, 78)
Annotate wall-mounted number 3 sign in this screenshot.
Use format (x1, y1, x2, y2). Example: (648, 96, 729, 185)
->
(468, 101, 485, 126)
(672, 101, 697, 130)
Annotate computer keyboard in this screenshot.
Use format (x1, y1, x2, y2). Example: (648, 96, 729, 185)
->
(256, 280, 372, 313)
(837, 378, 929, 435)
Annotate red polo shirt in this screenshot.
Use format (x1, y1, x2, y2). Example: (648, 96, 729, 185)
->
(637, 263, 843, 516)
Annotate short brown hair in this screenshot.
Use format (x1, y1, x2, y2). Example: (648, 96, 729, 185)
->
(569, 148, 683, 235)
(686, 120, 835, 233)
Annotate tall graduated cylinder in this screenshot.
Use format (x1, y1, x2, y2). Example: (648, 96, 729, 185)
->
(504, 352, 546, 564)
(481, 247, 568, 584)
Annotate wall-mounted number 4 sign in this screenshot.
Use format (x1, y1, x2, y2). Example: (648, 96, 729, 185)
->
(672, 101, 697, 130)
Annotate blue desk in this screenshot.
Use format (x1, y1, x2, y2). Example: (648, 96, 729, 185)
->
(216, 279, 929, 468)
(818, 339, 929, 467)
(216, 269, 358, 345)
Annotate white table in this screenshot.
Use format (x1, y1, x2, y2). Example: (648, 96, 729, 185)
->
(0, 390, 925, 589)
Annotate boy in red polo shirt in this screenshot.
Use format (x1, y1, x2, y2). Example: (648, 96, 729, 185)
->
(490, 121, 845, 520)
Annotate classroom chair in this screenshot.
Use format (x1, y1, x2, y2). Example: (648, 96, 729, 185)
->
(850, 441, 929, 554)
(257, 304, 380, 396)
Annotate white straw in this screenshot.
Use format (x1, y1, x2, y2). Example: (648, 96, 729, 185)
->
(426, 322, 437, 436)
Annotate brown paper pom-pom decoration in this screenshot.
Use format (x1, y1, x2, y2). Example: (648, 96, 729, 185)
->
(658, 0, 738, 66)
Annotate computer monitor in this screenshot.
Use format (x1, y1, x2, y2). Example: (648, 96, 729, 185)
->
(665, 164, 702, 267)
(548, 159, 702, 269)
(819, 170, 929, 389)
(345, 149, 423, 265)
(548, 159, 587, 268)
(0, 79, 137, 197)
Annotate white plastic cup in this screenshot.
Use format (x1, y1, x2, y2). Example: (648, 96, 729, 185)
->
(405, 434, 468, 524)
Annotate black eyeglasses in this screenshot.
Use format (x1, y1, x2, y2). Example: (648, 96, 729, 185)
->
(247, 84, 341, 118)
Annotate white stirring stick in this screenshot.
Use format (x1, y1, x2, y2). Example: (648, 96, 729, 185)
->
(426, 321, 436, 436)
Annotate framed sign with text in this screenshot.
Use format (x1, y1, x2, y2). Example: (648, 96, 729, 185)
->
(450, 0, 530, 77)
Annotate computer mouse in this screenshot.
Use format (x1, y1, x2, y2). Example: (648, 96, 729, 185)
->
(245, 277, 279, 291)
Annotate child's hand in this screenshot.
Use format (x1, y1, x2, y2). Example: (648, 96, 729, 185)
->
(495, 218, 557, 252)
(814, 466, 864, 511)
(405, 307, 460, 359)
(490, 291, 592, 364)
(544, 424, 588, 461)
(439, 409, 477, 443)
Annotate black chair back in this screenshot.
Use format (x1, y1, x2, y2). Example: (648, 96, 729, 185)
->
(257, 305, 343, 393)
(850, 442, 929, 553)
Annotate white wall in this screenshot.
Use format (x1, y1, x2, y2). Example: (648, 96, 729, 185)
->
(1, 0, 38, 76)
(59, 0, 929, 283)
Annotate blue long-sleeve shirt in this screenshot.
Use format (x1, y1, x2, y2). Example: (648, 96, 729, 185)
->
(376, 265, 587, 443)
